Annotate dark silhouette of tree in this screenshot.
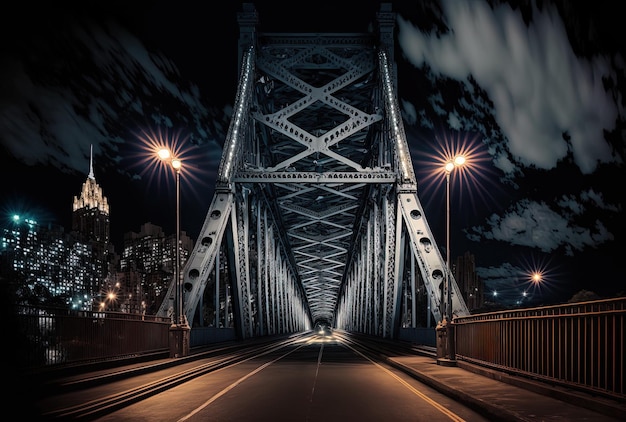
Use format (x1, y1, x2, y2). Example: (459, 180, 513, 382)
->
(567, 289, 601, 303)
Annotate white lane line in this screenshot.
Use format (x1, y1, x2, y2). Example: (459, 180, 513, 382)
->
(177, 341, 310, 422)
(341, 341, 466, 422)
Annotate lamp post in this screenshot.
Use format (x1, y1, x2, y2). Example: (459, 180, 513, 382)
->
(158, 148, 183, 326)
(438, 154, 465, 365)
(158, 147, 189, 357)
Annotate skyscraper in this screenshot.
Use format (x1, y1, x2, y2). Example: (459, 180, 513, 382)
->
(72, 145, 112, 305)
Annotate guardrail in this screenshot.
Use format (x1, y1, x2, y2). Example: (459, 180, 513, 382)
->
(14, 306, 171, 370)
(454, 297, 626, 401)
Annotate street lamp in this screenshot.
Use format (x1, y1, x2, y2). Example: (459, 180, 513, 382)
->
(157, 148, 183, 327)
(531, 272, 542, 284)
(439, 154, 465, 365)
(444, 155, 465, 322)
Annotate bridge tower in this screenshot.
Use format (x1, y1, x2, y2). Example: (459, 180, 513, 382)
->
(157, 3, 469, 339)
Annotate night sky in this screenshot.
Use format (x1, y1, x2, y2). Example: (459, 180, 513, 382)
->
(1, 1, 624, 305)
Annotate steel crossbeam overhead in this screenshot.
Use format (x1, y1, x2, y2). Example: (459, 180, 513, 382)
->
(157, 3, 469, 339)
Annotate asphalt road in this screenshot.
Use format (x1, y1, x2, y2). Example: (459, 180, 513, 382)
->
(88, 334, 487, 421)
(32, 331, 624, 421)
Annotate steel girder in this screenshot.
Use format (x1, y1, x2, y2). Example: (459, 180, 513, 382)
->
(157, 46, 312, 337)
(157, 4, 469, 339)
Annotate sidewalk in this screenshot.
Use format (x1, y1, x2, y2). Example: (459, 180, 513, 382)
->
(385, 354, 626, 421)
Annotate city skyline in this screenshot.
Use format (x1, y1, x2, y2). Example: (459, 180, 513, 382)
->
(1, 1, 624, 305)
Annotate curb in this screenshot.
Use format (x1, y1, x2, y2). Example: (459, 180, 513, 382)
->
(385, 357, 530, 422)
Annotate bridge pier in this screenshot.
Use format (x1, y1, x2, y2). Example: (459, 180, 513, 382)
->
(169, 323, 190, 358)
(436, 317, 457, 367)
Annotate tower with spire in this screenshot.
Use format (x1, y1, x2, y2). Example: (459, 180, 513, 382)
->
(72, 145, 112, 305)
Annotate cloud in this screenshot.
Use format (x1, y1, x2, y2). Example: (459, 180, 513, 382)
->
(466, 194, 616, 255)
(0, 15, 224, 179)
(397, 0, 622, 297)
(400, 99, 417, 125)
(475, 261, 523, 288)
(397, 0, 622, 176)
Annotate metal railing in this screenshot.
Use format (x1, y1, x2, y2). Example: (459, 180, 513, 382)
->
(14, 306, 171, 370)
(14, 296, 626, 403)
(454, 297, 626, 401)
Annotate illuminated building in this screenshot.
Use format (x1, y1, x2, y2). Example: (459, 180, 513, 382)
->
(0, 146, 193, 314)
(119, 222, 193, 314)
(72, 145, 113, 304)
(0, 215, 97, 309)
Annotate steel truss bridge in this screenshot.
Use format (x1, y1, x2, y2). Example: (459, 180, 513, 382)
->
(157, 3, 469, 339)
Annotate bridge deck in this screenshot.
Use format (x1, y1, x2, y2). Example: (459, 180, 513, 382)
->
(31, 342, 625, 421)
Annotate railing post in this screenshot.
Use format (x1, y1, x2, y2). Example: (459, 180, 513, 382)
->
(436, 316, 456, 366)
(169, 317, 190, 358)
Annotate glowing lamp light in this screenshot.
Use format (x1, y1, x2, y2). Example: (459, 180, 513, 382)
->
(157, 148, 171, 160)
(454, 155, 466, 166)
